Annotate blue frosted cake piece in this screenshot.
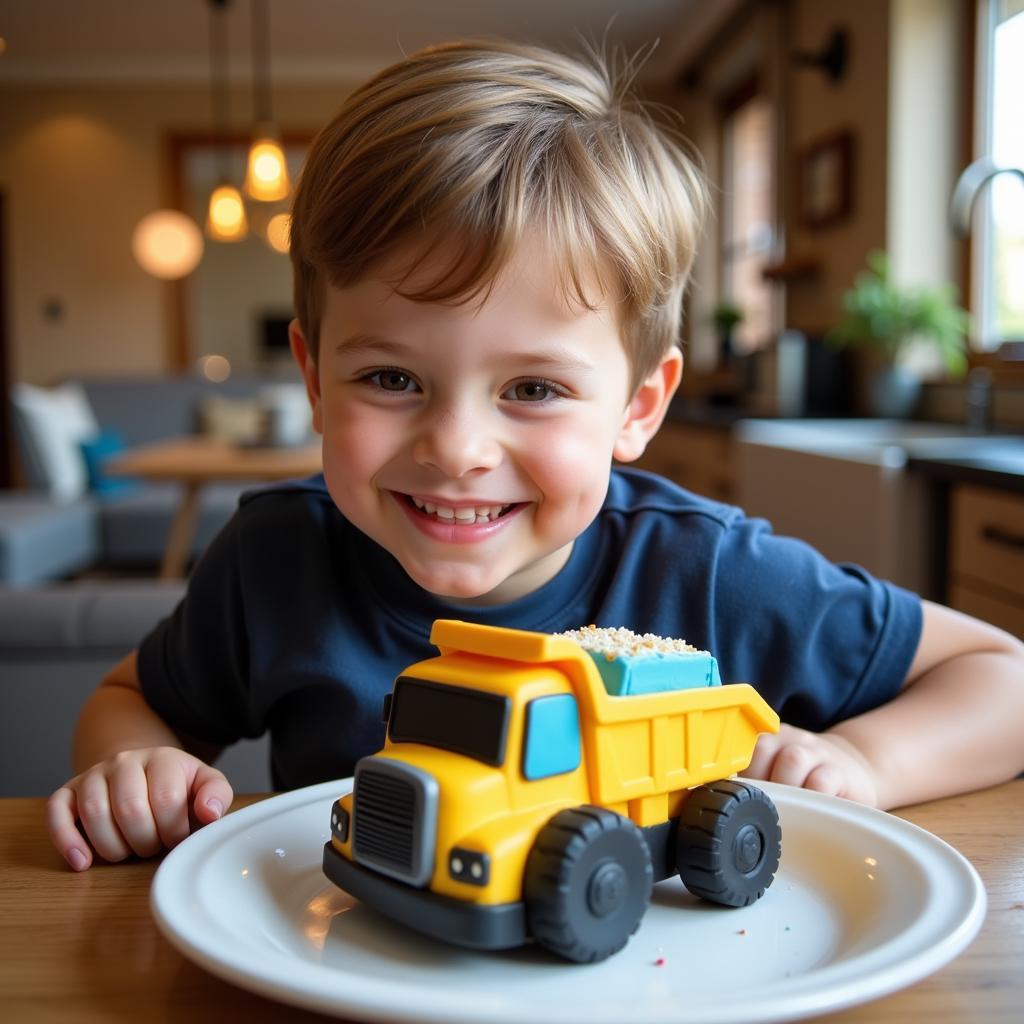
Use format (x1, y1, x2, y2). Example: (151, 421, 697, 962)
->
(558, 625, 722, 696)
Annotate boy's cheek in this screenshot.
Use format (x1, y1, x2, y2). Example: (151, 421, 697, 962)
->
(525, 418, 620, 482)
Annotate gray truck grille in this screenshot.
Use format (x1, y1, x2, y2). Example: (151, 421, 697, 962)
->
(352, 758, 437, 886)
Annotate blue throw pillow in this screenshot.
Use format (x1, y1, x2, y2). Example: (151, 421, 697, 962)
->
(79, 430, 140, 498)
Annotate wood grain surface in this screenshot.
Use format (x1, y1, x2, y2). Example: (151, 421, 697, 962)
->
(1, 784, 1021, 1023)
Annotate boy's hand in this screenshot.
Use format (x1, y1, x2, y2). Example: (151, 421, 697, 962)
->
(741, 724, 879, 807)
(47, 747, 233, 871)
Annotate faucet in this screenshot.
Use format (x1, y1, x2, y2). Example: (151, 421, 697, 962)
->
(948, 158, 1022, 430)
(949, 157, 1024, 236)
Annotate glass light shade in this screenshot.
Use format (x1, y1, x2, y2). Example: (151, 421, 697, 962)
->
(265, 212, 291, 253)
(206, 184, 249, 242)
(243, 129, 291, 201)
(131, 209, 203, 279)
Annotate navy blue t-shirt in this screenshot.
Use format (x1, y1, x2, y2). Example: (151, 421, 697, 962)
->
(138, 469, 922, 790)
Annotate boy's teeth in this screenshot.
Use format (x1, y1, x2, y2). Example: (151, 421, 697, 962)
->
(409, 496, 509, 522)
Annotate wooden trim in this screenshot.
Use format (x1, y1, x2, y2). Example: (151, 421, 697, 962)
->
(961, 0, 979, 336)
(162, 129, 315, 371)
(718, 73, 761, 116)
(0, 192, 11, 487)
(676, 0, 762, 91)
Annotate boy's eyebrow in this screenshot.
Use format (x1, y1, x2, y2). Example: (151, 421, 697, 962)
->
(334, 333, 597, 371)
(334, 333, 412, 358)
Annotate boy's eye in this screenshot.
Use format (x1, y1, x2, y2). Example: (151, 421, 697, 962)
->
(366, 369, 417, 392)
(503, 379, 559, 402)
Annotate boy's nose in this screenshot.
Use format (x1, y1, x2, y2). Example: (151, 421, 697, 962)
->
(411, 410, 503, 478)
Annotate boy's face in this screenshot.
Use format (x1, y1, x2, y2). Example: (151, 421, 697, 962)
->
(291, 237, 680, 605)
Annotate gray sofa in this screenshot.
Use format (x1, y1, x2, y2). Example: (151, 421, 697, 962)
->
(2, 373, 305, 585)
(0, 580, 271, 797)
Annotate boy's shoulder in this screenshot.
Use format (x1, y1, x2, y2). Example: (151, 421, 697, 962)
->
(237, 474, 333, 513)
(231, 474, 340, 538)
(606, 468, 743, 532)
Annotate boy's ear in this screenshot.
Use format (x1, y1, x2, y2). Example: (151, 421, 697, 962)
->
(289, 318, 323, 435)
(613, 347, 683, 463)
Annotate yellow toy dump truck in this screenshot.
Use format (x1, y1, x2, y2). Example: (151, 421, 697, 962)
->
(323, 620, 782, 963)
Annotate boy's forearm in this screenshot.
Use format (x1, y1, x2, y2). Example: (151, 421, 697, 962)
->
(828, 645, 1024, 809)
(73, 682, 182, 773)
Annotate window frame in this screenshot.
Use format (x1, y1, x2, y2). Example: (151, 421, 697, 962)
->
(969, 0, 1024, 351)
(717, 74, 781, 355)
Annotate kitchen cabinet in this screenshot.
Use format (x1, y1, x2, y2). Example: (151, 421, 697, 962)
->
(630, 421, 734, 501)
(948, 483, 1024, 639)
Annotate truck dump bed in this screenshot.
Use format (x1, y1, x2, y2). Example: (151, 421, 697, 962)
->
(430, 620, 780, 806)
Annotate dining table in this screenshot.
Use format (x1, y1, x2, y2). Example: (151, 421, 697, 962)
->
(107, 435, 322, 580)
(1, 781, 1021, 1023)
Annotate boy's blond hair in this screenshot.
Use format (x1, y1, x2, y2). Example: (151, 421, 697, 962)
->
(289, 39, 708, 390)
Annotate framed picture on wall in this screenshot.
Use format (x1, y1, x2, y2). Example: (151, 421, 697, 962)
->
(797, 130, 854, 229)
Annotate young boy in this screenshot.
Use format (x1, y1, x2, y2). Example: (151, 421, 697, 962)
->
(49, 41, 1024, 871)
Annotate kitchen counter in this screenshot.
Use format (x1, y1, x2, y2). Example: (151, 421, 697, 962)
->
(907, 445, 1024, 493)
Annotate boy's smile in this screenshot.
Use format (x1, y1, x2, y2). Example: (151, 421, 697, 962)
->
(396, 492, 526, 541)
(291, 237, 679, 605)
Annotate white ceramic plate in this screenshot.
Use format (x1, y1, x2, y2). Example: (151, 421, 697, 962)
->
(151, 780, 985, 1024)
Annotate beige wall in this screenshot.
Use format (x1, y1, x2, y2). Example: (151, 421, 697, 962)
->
(0, 81, 355, 385)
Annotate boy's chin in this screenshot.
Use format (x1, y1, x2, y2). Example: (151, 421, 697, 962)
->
(403, 561, 509, 604)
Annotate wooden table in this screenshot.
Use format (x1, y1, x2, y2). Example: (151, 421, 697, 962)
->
(108, 436, 322, 579)
(1, 783, 1021, 1023)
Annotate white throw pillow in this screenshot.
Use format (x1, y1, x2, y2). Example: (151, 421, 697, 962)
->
(10, 382, 100, 501)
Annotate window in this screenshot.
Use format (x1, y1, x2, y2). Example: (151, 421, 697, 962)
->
(388, 676, 510, 767)
(974, 0, 1024, 348)
(721, 82, 777, 353)
(522, 695, 581, 781)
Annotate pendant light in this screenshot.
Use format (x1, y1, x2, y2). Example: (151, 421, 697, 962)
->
(243, 0, 290, 202)
(206, 0, 248, 241)
(131, 210, 204, 279)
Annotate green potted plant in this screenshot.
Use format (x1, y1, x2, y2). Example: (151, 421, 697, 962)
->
(710, 300, 744, 365)
(827, 250, 971, 418)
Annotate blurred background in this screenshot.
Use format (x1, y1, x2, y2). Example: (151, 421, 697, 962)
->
(0, 2, 1019, 614)
(1, 0, 1022, 795)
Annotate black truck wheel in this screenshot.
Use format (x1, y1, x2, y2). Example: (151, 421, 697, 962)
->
(676, 779, 781, 907)
(524, 805, 653, 962)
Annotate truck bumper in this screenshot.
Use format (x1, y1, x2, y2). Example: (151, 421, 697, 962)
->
(322, 842, 528, 950)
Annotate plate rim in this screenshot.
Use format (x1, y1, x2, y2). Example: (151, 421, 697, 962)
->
(151, 779, 987, 1024)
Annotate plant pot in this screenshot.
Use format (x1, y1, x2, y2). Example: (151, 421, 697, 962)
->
(868, 365, 921, 419)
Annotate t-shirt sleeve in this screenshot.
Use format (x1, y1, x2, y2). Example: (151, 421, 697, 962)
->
(137, 515, 263, 745)
(707, 512, 923, 730)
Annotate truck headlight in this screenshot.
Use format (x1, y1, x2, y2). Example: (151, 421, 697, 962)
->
(448, 847, 489, 886)
(330, 799, 350, 843)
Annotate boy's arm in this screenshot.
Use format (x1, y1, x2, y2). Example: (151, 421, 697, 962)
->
(745, 601, 1024, 809)
(47, 651, 233, 871)
(71, 651, 222, 769)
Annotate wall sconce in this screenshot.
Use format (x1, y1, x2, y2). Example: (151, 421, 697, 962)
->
(792, 27, 849, 84)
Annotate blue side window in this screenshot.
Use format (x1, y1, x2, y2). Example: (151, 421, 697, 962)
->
(522, 694, 581, 781)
